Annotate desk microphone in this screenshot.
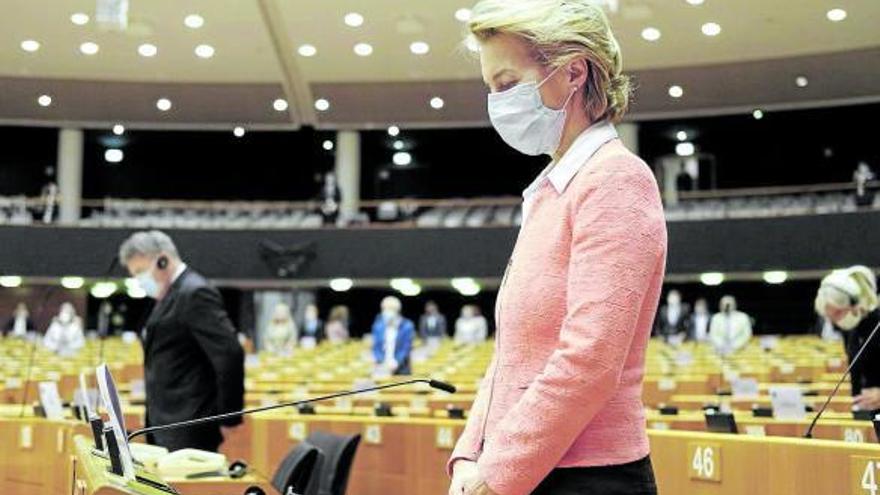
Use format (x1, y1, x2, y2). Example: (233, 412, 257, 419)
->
(804, 318, 880, 438)
(127, 378, 457, 441)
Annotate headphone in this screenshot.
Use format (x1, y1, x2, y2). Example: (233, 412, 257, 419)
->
(156, 255, 169, 270)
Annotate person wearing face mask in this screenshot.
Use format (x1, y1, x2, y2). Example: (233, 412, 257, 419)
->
(263, 302, 297, 355)
(419, 301, 448, 342)
(118, 230, 244, 452)
(653, 290, 691, 340)
(687, 298, 712, 343)
(300, 303, 325, 346)
(708, 295, 753, 356)
(454, 305, 489, 345)
(814, 266, 880, 412)
(42, 302, 85, 356)
(371, 296, 414, 376)
(4, 302, 34, 338)
(448, 2, 666, 495)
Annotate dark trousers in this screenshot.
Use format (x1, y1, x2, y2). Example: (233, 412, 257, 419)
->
(531, 456, 658, 495)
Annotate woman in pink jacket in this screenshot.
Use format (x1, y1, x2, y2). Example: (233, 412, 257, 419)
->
(448, 1, 667, 494)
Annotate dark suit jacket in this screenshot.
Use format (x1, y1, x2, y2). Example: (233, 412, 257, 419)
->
(418, 313, 448, 339)
(142, 268, 244, 451)
(653, 304, 691, 337)
(845, 309, 880, 397)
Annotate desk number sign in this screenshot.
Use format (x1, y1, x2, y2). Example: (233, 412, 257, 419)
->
(850, 456, 880, 494)
(687, 442, 722, 482)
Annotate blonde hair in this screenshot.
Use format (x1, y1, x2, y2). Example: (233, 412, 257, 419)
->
(469, 0, 631, 123)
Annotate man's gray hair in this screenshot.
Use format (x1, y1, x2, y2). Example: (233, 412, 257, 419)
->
(118, 230, 180, 264)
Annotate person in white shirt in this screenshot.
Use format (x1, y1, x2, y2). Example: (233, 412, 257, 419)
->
(43, 302, 85, 356)
(454, 305, 489, 345)
(688, 298, 711, 343)
(4, 302, 33, 338)
(709, 295, 752, 355)
(263, 302, 297, 355)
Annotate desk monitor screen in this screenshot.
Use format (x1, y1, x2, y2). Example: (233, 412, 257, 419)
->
(78, 372, 95, 418)
(97, 363, 136, 481)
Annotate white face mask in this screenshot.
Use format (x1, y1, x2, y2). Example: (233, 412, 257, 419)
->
(836, 310, 862, 331)
(488, 66, 577, 157)
(136, 269, 160, 299)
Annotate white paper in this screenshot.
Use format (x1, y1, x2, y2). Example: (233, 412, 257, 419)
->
(731, 377, 760, 399)
(300, 337, 317, 349)
(38, 382, 64, 420)
(121, 331, 138, 344)
(770, 386, 806, 420)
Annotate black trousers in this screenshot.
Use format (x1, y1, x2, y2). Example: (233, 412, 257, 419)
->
(531, 456, 658, 495)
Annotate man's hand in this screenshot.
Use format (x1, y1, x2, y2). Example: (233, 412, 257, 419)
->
(854, 387, 880, 411)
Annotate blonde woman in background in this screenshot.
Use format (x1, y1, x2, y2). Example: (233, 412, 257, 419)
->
(708, 295, 752, 356)
(325, 305, 351, 344)
(263, 302, 297, 355)
(448, 1, 666, 494)
(43, 302, 85, 356)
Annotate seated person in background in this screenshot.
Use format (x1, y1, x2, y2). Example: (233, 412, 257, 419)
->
(263, 302, 297, 355)
(454, 304, 488, 345)
(43, 302, 85, 356)
(688, 298, 711, 342)
(815, 266, 880, 411)
(325, 305, 351, 344)
(4, 302, 34, 338)
(709, 295, 752, 355)
(653, 290, 690, 339)
(419, 300, 448, 341)
(371, 296, 414, 375)
(300, 303, 325, 346)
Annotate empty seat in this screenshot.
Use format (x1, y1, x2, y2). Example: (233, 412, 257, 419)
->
(272, 441, 324, 495)
(306, 431, 361, 495)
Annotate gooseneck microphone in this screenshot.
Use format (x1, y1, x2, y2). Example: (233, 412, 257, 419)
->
(127, 378, 457, 441)
(804, 317, 880, 438)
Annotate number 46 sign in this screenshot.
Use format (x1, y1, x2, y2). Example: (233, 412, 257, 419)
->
(687, 442, 722, 483)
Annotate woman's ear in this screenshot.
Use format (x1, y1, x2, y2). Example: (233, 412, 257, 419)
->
(567, 58, 589, 90)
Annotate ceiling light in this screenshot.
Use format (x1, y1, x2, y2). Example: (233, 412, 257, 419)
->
(393, 140, 405, 150)
(701, 22, 721, 36)
(452, 277, 481, 296)
(330, 278, 354, 292)
(233, 126, 245, 138)
(686, 0, 704, 5)
(112, 124, 125, 135)
(641, 27, 661, 42)
(314, 98, 330, 112)
(298, 44, 317, 57)
(184, 14, 204, 29)
(138, 43, 157, 57)
(70, 13, 90, 25)
(400, 284, 422, 296)
(156, 98, 172, 111)
(61, 277, 85, 289)
(20, 40, 40, 52)
(752, 109, 764, 120)
(455, 8, 473, 22)
(676, 142, 695, 157)
(0, 276, 23, 288)
(322, 140, 334, 151)
(700, 272, 725, 286)
(826, 8, 847, 22)
(387, 126, 400, 137)
(795, 76, 809, 88)
(393, 152, 412, 166)
(37, 95, 52, 107)
(354, 43, 373, 56)
(410, 41, 430, 55)
(79, 41, 99, 55)
(194, 44, 215, 59)
(430, 96, 445, 109)
(273, 98, 288, 112)
(390, 278, 421, 296)
(104, 149, 123, 163)
(668, 85, 684, 98)
(90, 281, 118, 299)
(344, 12, 364, 27)
(465, 35, 480, 53)
(676, 131, 688, 142)
(763, 271, 788, 285)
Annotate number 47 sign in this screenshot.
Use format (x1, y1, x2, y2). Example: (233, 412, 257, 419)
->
(851, 456, 880, 494)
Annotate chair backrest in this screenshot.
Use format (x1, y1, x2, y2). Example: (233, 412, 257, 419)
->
(305, 431, 361, 495)
(272, 441, 324, 495)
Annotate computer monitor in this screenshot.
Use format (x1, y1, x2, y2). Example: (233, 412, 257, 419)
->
(96, 364, 136, 480)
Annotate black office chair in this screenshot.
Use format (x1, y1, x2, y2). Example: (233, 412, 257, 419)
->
(305, 431, 361, 495)
(271, 441, 324, 495)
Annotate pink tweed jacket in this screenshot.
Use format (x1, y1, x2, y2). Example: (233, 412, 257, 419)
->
(447, 137, 667, 495)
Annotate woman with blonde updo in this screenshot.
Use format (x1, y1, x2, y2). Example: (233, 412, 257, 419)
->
(447, 1, 666, 494)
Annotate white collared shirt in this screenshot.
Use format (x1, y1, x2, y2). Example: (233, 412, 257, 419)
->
(171, 262, 187, 284)
(521, 122, 619, 225)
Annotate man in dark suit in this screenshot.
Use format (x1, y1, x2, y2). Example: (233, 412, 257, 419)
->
(119, 230, 244, 452)
(653, 290, 691, 339)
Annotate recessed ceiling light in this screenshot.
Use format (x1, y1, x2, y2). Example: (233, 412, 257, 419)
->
(686, 0, 704, 5)
(387, 126, 400, 136)
(826, 8, 847, 22)
(676, 131, 688, 142)
(156, 98, 172, 111)
(184, 14, 204, 29)
(676, 142, 695, 157)
(668, 85, 684, 98)
(194, 44, 215, 59)
(763, 271, 788, 284)
(354, 43, 373, 56)
(70, 12, 90, 25)
(393, 140, 405, 150)
(329, 278, 353, 292)
(79, 41, 99, 55)
(753, 109, 764, 120)
(112, 124, 125, 135)
(393, 152, 412, 166)
(455, 8, 473, 22)
(410, 41, 430, 55)
(700, 272, 724, 286)
(138, 43, 158, 57)
(20, 39, 40, 53)
(37, 95, 52, 107)
(344, 12, 364, 27)
(0, 276, 22, 288)
(701, 22, 721, 36)
(465, 35, 480, 53)
(430, 96, 445, 109)
(233, 126, 245, 138)
(795, 76, 809, 88)
(298, 44, 317, 57)
(104, 149, 124, 163)
(61, 277, 85, 289)
(273, 98, 289, 112)
(314, 98, 330, 112)
(641, 27, 661, 42)
(322, 140, 334, 151)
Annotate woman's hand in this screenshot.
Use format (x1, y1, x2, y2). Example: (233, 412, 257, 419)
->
(449, 460, 497, 495)
(854, 387, 880, 411)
